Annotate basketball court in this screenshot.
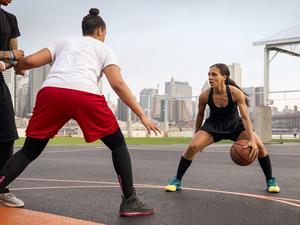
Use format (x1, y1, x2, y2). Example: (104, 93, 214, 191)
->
(0, 144, 299, 225)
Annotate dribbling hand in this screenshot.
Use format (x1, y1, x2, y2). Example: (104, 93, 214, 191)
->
(243, 140, 258, 160)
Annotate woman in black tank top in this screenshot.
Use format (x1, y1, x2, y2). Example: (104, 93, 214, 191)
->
(165, 63, 280, 193)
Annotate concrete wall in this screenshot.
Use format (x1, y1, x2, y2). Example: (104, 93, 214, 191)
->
(253, 106, 272, 143)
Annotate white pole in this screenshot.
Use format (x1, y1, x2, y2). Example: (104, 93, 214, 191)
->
(147, 95, 151, 119)
(264, 47, 270, 106)
(164, 98, 169, 137)
(127, 107, 132, 137)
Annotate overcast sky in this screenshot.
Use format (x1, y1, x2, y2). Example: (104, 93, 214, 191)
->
(5, 0, 300, 107)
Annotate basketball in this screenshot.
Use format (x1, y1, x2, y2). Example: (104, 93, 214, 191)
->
(230, 140, 256, 166)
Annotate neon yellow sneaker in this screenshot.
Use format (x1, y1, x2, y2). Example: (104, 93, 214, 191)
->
(165, 176, 182, 192)
(267, 177, 280, 193)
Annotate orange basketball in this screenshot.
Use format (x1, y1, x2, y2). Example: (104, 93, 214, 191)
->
(230, 139, 256, 166)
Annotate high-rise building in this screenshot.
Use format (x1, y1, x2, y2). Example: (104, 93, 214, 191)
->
(228, 63, 242, 86)
(16, 75, 29, 118)
(28, 65, 51, 112)
(116, 98, 138, 122)
(164, 77, 192, 122)
(243, 86, 264, 122)
(140, 87, 161, 120)
(3, 68, 30, 118)
(2, 68, 16, 109)
(117, 98, 128, 121)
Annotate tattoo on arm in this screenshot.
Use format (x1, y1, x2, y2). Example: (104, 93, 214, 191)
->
(0, 39, 19, 60)
(9, 38, 18, 50)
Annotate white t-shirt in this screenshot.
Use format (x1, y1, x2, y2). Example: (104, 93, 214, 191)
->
(42, 36, 119, 95)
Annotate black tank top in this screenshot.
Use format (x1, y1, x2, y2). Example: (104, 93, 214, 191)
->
(207, 85, 240, 121)
(201, 85, 243, 134)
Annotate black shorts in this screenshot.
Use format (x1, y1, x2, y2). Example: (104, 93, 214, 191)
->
(0, 78, 18, 142)
(200, 119, 245, 142)
(208, 128, 245, 142)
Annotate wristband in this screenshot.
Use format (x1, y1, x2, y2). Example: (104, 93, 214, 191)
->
(9, 50, 15, 61)
(0, 61, 6, 71)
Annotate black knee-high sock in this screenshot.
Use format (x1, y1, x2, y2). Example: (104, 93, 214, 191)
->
(0, 141, 14, 193)
(0, 137, 49, 190)
(258, 155, 272, 182)
(101, 129, 133, 199)
(176, 156, 192, 180)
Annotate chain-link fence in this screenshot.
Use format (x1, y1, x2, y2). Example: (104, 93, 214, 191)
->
(16, 90, 300, 139)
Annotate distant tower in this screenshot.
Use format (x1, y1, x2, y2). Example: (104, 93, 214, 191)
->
(165, 77, 192, 122)
(2, 68, 16, 109)
(28, 65, 51, 112)
(140, 87, 160, 120)
(16, 75, 30, 118)
(117, 98, 128, 121)
(228, 63, 242, 86)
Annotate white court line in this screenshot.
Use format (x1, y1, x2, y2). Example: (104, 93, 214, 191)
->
(15, 177, 300, 208)
(11, 185, 119, 191)
(43, 149, 104, 154)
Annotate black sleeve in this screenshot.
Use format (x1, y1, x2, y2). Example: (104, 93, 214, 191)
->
(8, 13, 21, 39)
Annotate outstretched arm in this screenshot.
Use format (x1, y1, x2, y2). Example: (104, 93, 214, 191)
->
(15, 48, 52, 75)
(103, 65, 161, 135)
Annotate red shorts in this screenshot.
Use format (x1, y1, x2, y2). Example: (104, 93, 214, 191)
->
(26, 87, 119, 142)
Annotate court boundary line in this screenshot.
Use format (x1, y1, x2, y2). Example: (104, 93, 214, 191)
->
(14, 177, 300, 208)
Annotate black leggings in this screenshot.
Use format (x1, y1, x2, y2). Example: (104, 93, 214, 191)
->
(0, 137, 49, 190)
(0, 141, 14, 193)
(101, 129, 134, 198)
(0, 141, 14, 170)
(0, 129, 134, 198)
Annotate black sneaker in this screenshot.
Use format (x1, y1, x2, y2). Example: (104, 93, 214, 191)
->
(119, 192, 154, 217)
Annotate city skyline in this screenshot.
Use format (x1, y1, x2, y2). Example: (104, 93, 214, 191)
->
(9, 65, 299, 121)
(6, 0, 300, 106)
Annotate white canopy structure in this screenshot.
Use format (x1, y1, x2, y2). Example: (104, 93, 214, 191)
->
(253, 24, 300, 105)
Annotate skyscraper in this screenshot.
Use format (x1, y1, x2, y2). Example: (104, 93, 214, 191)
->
(140, 87, 161, 120)
(2, 68, 16, 109)
(164, 77, 192, 122)
(228, 63, 242, 86)
(28, 64, 51, 112)
(116, 98, 138, 122)
(117, 98, 128, 122)
(243, 86, 264, 122)
(16, 75, 29, 118)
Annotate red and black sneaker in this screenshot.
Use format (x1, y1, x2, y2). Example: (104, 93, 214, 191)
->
(119, 192, 154, 217)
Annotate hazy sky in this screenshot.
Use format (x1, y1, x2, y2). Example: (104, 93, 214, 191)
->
(5, 0, 300, 106)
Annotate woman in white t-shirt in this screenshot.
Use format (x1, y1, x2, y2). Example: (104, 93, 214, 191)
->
(0, 8, 159, 217)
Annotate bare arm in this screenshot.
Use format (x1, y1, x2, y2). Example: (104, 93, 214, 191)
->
(15, 48, 52, 75)
(234, 88, 258, 158)
(235, 90, 254, 140)
(103, 65, 160, 135)
(195, 91, 208, 133)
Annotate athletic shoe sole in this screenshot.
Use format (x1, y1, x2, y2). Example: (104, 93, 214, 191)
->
(0, 200, 24, 208)
(165, 185, 181, 192)
(119, 209, 154, 217)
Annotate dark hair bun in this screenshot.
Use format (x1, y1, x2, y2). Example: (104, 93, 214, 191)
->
(89, 8, 99, 16)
